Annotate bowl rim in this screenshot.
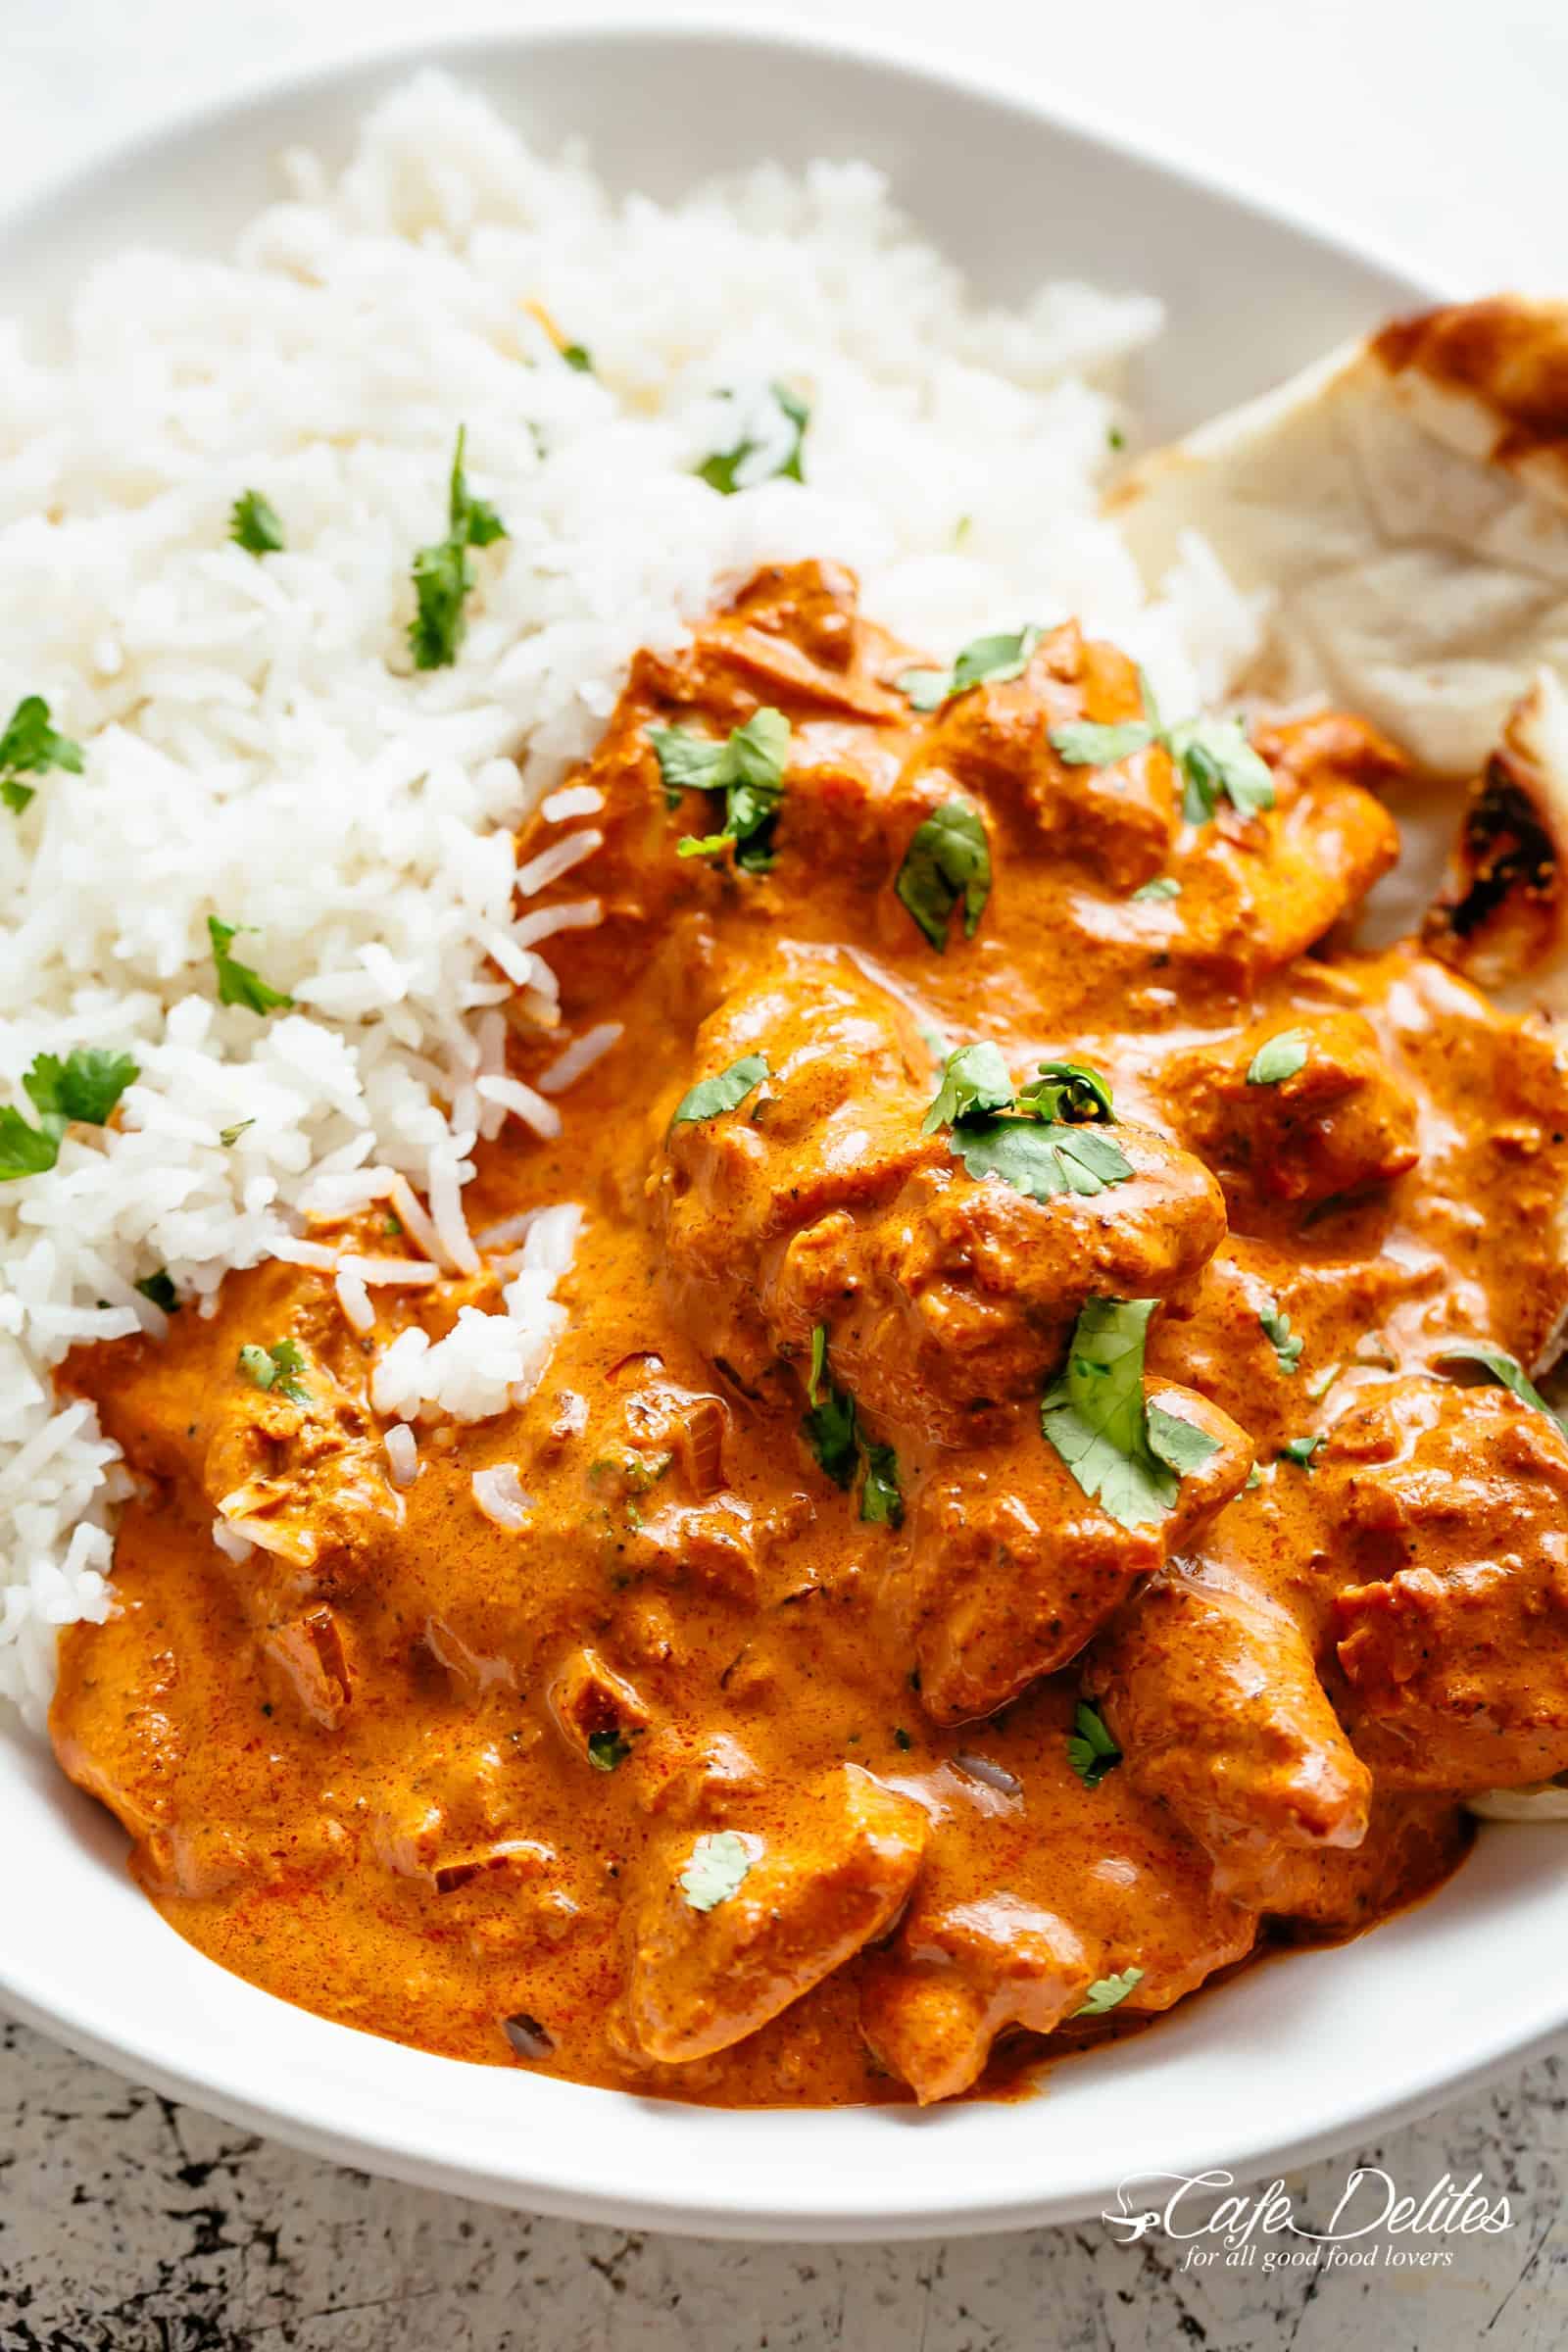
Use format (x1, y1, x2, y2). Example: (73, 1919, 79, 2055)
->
(7, 9, 1536, 2246)
(0, 7, 1453, 306)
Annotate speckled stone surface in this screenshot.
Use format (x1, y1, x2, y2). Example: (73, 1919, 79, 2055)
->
(6, 3, 1568, 2342)
(3, 2013, 1568, 2348)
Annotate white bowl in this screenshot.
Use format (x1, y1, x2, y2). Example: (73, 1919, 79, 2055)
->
(2, 17, 1559, 2242)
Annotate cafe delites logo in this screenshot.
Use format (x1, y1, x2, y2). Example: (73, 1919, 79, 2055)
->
(1102, 2167, 1515, 2275)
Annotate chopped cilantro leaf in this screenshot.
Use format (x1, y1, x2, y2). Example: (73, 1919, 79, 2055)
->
(1259, 1303, 1304, 1375)
(1074, 1966, 1144, 2017)
(859, 1440, 904, 1529)
(648, 725, 725, 806)
(921, 1041, 1013, 1134)
(409, 426, 508, 670)
(1014, 1059, 1115, 1125)
(1049, 715, 1159, 766)
(665, 708, 790, 870)
(587, 1729, 633, 1772)
(801, 1324, 902, 1525)
(1278, 1434, 1326, 1470)
(1052, 669, 1276, 827)
(1146, 1403, 1220, 1478)
(668, 1053, 769, 1133)
(0, 694, 83, 815)
(237, 1337, 311, 1405)
(953, 1118, 1132, 1200)
(697, 381, 809, 494)
(561, 343, 594, 374)
(1066, 1698, 1122, 1789)
(135, 1270, 179, 1313)
(219, 1118, 254, 1148)
(1435, 1343, 1567, 1432)
(924, 1045, 1129, 1201)
(893, 1726, 913, 1752)
(24, 1048, 137, 1129)
(1171, 716, 1276, 823)
(1, 1046, 138, 1182)
(229, 490, 284, 556)
(802, 1341, 859, 1492)
(1042, 1298, 1187, 1529)
(898, 624, 1040, 711)
(209, 916, 294, 1015)
(1130, 875, 1181, 903)
(1247, 1029, 1308, 1086)
(895, 799, 992, 951)
(0, 1112, 61, 1181)
(679, 1828, 758, 1911)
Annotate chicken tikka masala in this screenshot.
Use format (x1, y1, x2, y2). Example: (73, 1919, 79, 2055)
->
(50, 559, 1568, 2107)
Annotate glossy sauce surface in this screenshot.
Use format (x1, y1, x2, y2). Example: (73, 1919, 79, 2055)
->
(52, 563, 1568, 2106)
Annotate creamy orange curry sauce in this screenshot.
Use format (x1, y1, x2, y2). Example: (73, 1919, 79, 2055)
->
(51, 562, 1568, 2106)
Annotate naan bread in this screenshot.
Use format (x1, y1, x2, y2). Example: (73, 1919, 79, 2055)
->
(1111, 299, 1568, 1008)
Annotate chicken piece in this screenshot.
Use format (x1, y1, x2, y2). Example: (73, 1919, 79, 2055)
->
(859, 1694, 1257, 2102)
(1093, 1367, 1568, 1891)
(899, 1380, 1253, 1722)
(63, 1249, 404, 1624)
(1161, 1008, 1419, 1209)
(1088, 1565, 1374, 1903)
(925, 621, 1178, 890)
(775, 1131, 1228, 1446)
(859, 1894, 1093, 2105)
(624, 1764, 928, 2065)
(202, 1333, 402, 1610)
(1145, 1233, 1448, 1450)
(1239, 1792, 1471, 1931)
(51, 1500, 351, 1900)
(1362, 947, 1568, 1369)
(1072, 729, 1401, 1000)
(653, 946, 933, 1382)
(1328, 1376, 1568, 1788)
(658, 950, 1227, 1442)
(688, 561, 911, 724)
(1250, 709, 1411, 804)
(51, 1530, 185, 1845)
(508, 562, 917, 1032)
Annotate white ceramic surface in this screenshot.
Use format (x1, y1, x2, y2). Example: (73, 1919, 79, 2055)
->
(0, 17, 1554, 2243)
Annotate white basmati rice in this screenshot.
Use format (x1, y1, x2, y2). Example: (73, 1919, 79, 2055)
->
(383, 1423, 420, 1492)
(0, 71, 1261, 1725)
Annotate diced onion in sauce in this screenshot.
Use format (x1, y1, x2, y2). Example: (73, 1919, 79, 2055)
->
(502, 2012, 556, 2061)
(956, 1752, 1022, 1799)
(471, 1464, 532, 1529)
